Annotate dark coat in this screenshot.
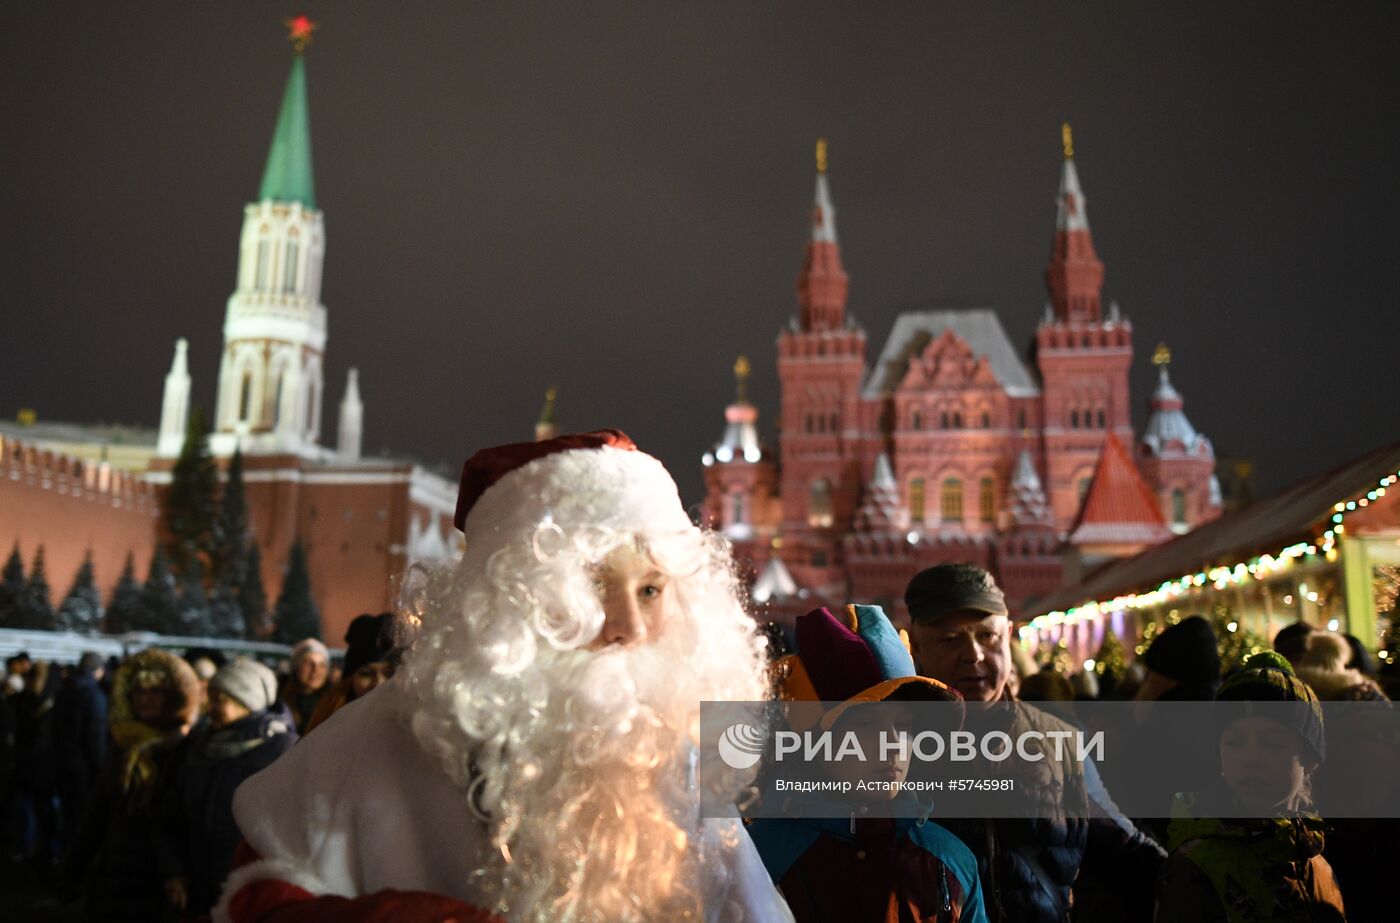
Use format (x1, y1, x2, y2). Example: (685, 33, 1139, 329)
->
(53, 670, 108, 791)
(11, 684, 57, 793)
(67, 733, 189, 922)
(157, 702, 297, 915)
(748, 813, 987, 923)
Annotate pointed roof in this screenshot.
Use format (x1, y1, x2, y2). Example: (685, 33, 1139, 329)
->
(258, 54, 316, 209)
(166, 338, 189, 380)
(795, 139, 849, 332)
(341, 368, 362, 406)
(751, 555, 799, 603)
(855, 453, 901, 532)
(811, 139, 838, 243)
(1070, 432, 1173, 546)
(1010, 449, 1055, 528)
(864, 309, 1039, 399)
(1141, 345, 1213, 459)
(1045, 123, 1104, 323)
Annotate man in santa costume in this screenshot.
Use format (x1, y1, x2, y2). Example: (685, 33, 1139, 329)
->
(216, 431, 794, 923)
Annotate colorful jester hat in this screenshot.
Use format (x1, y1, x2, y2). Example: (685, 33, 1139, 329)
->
(774, 604, 964, 732)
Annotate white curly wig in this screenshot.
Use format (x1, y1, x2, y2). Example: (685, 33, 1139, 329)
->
(399, 443, 771, 923)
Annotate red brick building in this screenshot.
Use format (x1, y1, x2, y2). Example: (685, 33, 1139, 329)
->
(702, 131, 1221, 623)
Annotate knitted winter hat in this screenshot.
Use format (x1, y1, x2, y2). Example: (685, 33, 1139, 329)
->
(343, 612, 396, 676)
(1143, 615, 1221, 688)
(1215, 651, 1325, 764)
(775, 604, 963, 731)
(291, 637, 329, 665)
(211, 657, 279, 713)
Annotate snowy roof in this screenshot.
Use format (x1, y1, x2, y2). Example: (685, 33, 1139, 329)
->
(863, 309, 1039, 399)
(751, 555, 799, 603)
(1141, 366, 1212, 458)
(0, 419, 158, 447)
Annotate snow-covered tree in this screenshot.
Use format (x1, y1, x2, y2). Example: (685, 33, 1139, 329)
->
(105, 552, 142, 633)
(56, 551, 103, 633)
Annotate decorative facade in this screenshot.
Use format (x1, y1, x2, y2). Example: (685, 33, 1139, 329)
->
(702, 129, 1221, 623)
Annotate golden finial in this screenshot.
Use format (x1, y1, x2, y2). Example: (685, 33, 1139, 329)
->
(815, 138, 828, 174)
(734, 355, 751, 403)
(285, 13, 317, 53)
(1152, 342, 1172, 367)
(1061, 122, 1074, 159)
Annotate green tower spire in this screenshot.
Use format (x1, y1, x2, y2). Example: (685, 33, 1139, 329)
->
(258, 52, 316, 209)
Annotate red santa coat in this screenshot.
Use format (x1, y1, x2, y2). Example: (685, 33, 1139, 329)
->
(214, 678, 793, 923)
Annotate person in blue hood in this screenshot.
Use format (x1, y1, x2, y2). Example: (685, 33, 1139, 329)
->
(746, 604, 988, 923)
(157, 656, 297, 918)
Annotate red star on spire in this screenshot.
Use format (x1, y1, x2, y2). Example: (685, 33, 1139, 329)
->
(285, 13, 317, 52)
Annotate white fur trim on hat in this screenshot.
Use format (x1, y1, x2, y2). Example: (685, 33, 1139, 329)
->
(461, 444, 695, 563)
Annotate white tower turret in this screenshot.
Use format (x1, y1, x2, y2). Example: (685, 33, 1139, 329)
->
(337, 368, 363, 459)
(211, 42, 327, 459)
(157, 338, 192, 457)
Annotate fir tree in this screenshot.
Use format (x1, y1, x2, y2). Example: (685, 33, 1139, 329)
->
(212, 447, 250, 585)
(240, 543, 269, 639)
(22, 545, 55, 630)
(0, 543, 24, 628)
(273, 541, 321, 643)
(165, 408, 218, 579)
(105, 552, 142, 634)
(135, 547, 179, 634)
(175, 558, 213, 637)
(56, 550, 103, 633)
(208, 580, 247, 639)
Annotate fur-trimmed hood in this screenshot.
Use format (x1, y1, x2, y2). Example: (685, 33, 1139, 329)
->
(110, 647, 202, 735)
(1295, 665, 1388, 702)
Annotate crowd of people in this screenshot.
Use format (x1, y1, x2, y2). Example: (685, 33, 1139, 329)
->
(0, 611, 402, 920)
(1, 429, 1396, 922)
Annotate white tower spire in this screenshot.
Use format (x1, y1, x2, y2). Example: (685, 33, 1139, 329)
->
(157, 338, 192, 457)
(337, 368, 363, 459)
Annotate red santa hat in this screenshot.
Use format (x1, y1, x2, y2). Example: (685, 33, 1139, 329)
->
(453, 429, 694, 558)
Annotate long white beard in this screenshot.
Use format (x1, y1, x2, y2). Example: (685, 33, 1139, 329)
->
(401, 527, 769, 923)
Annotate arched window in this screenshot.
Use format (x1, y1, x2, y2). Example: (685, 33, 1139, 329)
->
(808, 479, 834, 528)
(1017, 409, 1027, 430)
(829, 413, 839, 433)
(953, 412, 963, 429)
(283, 240, 300, 294)
(238, 372, 253, 423)
(909, 478, 925, 524)
(979, 478, 996, 523)
(911, 409, 922, 431)
(805, 414, 813, 434)
(255, 239, 271, 290)
(941, 478, 963, 524)
(1070, 409, 1080, 429)
(1096, 409, 1106, 429)
(940, 412, 950, 429)
(981, 412, 991, 429)
(732, 493, 746, 526)
(1171, 489, 1187, 525)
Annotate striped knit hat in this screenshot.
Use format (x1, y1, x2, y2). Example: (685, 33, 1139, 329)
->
(1215, 651, 1325, 763)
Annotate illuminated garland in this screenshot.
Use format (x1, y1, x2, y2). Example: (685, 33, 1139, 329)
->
(1019, 468, 1400, 643)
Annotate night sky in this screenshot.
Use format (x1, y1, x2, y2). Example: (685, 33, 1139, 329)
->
(3, 2, 1397, 509)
